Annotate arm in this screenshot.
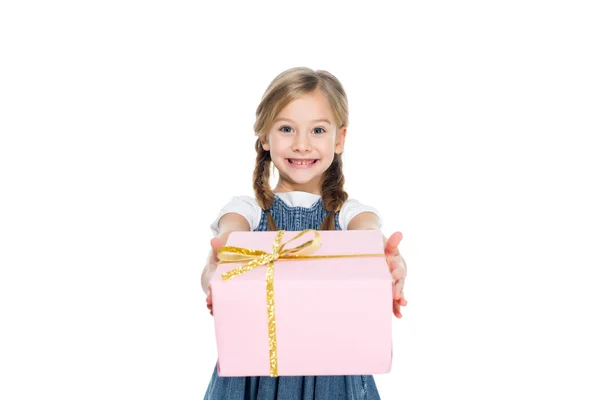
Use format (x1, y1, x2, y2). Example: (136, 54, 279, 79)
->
(347, 211, 399, 251)
(201, 212, 251, 295)
(347, 211, 381, 231)
(348, 212, 387, 247)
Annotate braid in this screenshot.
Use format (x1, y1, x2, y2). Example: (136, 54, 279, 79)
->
(320, 153, 348, 230)
(253, 138, 278, 231)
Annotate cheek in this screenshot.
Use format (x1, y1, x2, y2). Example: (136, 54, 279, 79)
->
(269, 137, 290, 157)
(269, 143, 283, 158)
(319, 139, 336, 156)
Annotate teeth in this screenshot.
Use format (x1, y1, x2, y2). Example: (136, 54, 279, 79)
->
(289, 159, 316, 165)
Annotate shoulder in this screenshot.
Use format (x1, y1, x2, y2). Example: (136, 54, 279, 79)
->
(338, 198, 383, 230)
(209, 195, 262, 236)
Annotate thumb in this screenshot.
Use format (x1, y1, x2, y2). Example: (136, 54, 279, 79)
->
(211, 237, 222, 253)
(210, 237, 222, 262)
(384, 231, 403, 256)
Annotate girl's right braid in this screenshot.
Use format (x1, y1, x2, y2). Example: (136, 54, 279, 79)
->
(253, 138, 278, 231)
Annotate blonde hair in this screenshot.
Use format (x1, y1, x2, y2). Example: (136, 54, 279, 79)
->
(253, 67, 349, 231)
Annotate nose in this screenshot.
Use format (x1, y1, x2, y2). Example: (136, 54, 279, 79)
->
(292, 132, 311, 153)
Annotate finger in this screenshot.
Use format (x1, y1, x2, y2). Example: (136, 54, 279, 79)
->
(384, 232, 403, 256)
(393, 300, 402, 318)
(392, 280, 400, 300)
(391, 266, 404, 282)
(210, 238, 222, 261)
(398, 255, 407, 275)
(394, 300, 403, 318)
(397, 281, 405, 299)
(388, 258, 398, 273)
(392, 281, 402, 300)
(395, 276, 405, 299)
(399, 297, 408, 307)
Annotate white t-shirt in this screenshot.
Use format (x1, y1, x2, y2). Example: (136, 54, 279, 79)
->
(210, 191, 382, 236)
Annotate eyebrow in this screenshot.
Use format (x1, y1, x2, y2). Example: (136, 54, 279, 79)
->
(274, 117, 331, 124)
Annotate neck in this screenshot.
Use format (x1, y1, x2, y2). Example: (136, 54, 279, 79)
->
(273, 177, 323, 195)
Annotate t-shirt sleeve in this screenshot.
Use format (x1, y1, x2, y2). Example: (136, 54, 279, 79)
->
(339, 198, 383, 230)
(210, 196, 262, 236)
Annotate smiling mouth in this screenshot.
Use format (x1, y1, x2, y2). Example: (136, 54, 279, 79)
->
(286, 158, 319, 165)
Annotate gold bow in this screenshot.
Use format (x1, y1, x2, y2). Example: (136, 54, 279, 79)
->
(217, 229, 385, 377)
(218, 229, 322, 281)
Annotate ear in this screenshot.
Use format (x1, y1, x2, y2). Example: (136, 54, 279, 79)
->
(334, 126, 347, 154)
(261, 135, 270, 152)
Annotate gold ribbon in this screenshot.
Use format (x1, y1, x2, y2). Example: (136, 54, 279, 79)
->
(217, 229, 385, 377)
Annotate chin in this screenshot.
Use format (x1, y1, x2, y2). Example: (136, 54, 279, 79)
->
(283, 171, 320, 184)
(273, 163, 319, 184)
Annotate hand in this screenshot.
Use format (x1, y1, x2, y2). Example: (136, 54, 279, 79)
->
(205, 286, 213, 316)
(384, 231, 408, 318)
(205, 236, 224, 317)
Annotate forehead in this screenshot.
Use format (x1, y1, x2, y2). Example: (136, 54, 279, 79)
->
(275, 90, 334, 123)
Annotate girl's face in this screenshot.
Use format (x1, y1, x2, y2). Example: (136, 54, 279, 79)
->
(261, 90, 346, 194)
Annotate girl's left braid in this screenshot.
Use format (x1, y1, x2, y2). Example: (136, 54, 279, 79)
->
(320, 153, 348, 230)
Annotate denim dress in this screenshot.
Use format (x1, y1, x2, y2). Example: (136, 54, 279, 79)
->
(203, 196, 381, 400)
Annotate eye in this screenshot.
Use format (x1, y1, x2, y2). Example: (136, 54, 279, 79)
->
(279, 125, 293, 133)
(313, 127, 325, 134)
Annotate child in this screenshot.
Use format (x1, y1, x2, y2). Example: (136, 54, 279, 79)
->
(201, 67, 408, 400)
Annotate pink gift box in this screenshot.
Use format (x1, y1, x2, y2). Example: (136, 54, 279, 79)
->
(210, 229, 393, 377)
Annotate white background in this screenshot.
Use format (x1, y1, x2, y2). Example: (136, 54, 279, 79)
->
(1, 1, 599, 399)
